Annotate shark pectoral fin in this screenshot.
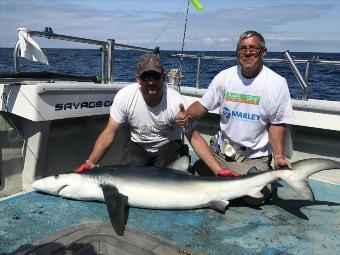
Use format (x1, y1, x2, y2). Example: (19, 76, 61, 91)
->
(209, 200, 229, 213)
(101, 184, 128, 236)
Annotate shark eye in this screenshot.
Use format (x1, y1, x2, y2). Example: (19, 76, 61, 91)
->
(54, 174, 60, 179)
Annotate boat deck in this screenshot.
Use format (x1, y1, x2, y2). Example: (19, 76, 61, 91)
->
(1, 178, 339, 255)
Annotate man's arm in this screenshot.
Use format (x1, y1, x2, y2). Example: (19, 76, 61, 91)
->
(176, 101, 208, 128)
(186, 130, 240, 177)
(75, 117, 119, 173)
(268, 123, 292, 169)
(186, 101, 209, 120)
(87, 117, 120, 165)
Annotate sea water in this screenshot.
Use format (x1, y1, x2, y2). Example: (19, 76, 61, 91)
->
(0, 48, 339, 101)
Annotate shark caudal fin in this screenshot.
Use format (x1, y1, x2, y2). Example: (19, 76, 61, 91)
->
(278, 158, 340, 202)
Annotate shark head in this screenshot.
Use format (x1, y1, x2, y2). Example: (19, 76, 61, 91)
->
(32, 173, 104, 201)
(32, 173, 80, 196)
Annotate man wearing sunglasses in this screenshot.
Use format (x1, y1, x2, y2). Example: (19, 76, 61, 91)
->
(75, 53, 240, 178)
(176, 31, 294, 206)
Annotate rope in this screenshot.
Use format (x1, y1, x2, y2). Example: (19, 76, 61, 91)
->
(148, 0, 187, 48)
(1, 91, 22, 140)
(148, 0, 190, 93)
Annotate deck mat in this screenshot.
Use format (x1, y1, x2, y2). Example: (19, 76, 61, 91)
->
(11, 222, 190, 255)
(1, 180, 339, 255)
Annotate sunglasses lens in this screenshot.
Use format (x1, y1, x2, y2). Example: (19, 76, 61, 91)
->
(140, 71, 161, 81)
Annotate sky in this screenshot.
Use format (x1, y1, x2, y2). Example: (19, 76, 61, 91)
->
(0, 0, 340, 52)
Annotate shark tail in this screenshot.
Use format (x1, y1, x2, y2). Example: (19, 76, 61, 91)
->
(278, 158, 340, 202)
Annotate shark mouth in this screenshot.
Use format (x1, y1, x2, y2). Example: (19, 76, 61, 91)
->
(57, 185, 68, 194)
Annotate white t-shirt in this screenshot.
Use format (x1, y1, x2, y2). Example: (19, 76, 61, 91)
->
(200, 65, 294, 158)
(110, 83, 195, 152)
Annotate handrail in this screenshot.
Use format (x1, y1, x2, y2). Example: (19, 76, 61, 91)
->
(29, 30, 107, 46)
(284, 51, 309, 100)
(13, 27, 340, 100)
(14, 41, 21, 73)
(168, 53, 339, 100)
(13, 28, 154, 83)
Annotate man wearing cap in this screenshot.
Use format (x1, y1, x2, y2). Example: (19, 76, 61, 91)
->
(75, 53, 239, 177)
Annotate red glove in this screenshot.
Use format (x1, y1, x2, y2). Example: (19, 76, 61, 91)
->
(74, 161, 97, 173)
(217, 168, 241, 177)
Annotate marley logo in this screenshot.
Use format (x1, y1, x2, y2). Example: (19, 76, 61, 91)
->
(226, 92, 260, 105)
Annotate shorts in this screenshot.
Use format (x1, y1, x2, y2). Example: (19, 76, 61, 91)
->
(120, 140, 188, 167)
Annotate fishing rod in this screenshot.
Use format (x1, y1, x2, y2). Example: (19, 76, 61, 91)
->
(178, 0, 191, 94)
(178, 0, 203, 148)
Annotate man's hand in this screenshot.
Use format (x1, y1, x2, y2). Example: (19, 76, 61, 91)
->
(217, 168, 241, 177)
(274, 155, 292, 169)
(74, 161, 97, 173)
(176, 103, 188, 128)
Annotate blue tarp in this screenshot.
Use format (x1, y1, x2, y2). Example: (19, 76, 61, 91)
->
(1, 179, 339, 255)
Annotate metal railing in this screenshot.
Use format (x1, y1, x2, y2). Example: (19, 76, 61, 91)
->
(284, 51, 309, 100)
(14, 27, 154, 84)
(164, 51, 340, 101)
(13, 27, 340, 100)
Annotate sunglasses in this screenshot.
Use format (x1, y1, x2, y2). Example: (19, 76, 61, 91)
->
(237, 45, 263, 56)
(139, 71, 162, 81)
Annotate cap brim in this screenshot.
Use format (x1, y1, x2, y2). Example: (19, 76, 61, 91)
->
(139, 67, 163, 75)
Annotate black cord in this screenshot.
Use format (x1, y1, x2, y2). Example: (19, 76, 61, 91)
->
(148, 0, 187, 48)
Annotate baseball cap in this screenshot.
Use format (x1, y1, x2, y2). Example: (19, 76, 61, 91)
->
(137, 53, 164, 75)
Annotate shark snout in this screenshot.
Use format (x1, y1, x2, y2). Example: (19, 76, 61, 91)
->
(31, 178, 48, 191)
(31, 175, 69, 195)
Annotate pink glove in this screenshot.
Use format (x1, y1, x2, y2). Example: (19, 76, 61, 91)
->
(74, 161, 97, 173)
(217, 168, 241, 177)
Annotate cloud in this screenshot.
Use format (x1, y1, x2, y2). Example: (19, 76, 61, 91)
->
(0, 1, 339, 52)
(181, 4, 333, 39)
(267, 37, 340, 53)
